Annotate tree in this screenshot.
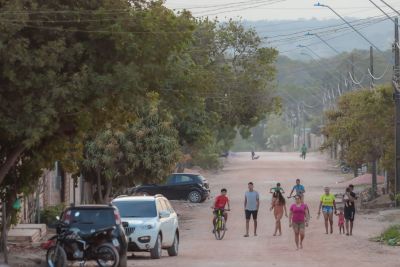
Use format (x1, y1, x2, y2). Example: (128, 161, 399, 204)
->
(322, 86, 395, 194)
(264, 114, 292, 151)
(82, 96, 181, 203)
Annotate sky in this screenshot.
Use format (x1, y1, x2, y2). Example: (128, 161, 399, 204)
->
(164, 0, 400, 21)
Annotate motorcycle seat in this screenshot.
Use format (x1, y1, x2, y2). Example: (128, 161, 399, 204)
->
(79, 226, 116, 240)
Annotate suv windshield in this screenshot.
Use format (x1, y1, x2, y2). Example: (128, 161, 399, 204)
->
(113, 201, 157, 218)
(68, 209, 115, 230)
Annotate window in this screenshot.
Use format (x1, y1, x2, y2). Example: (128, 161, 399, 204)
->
(175, 175, 193, 184)
(113, 201, 157, 218)
(163, 199, 175, 213)
(166, 176, 176, 185)
(157, 199, 167, 213)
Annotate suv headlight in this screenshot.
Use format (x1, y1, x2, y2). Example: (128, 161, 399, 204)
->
(140, 223, 156, 230)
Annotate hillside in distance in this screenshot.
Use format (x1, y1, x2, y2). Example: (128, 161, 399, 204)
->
(244, 18, 394, 59)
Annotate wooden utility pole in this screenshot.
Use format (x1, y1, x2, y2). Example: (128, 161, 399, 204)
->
(370, 46, 374, 89)
(394, 18, 400, 204)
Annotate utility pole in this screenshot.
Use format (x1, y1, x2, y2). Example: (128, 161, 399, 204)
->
(370, 46, 374, 89)
(394, 18, 400, 204)
(302, 104, 306, 147)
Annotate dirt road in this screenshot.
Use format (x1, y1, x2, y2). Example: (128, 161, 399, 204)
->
(133, 152, 399, 267)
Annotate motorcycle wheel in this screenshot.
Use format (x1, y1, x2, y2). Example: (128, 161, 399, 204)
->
(46, 246, 67, 267)
(96, 243, 120, 267)
(341, 166, 351, 174)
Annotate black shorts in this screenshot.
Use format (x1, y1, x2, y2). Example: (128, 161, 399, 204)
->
(245, 210, 258, 220)
(344, 207, 355, 222)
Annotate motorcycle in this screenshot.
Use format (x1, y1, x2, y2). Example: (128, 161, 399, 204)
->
(45, 219, 120, 267)
(340, 161, 352, 174)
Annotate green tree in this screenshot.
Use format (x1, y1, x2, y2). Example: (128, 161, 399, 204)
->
(322, 86, 394, 194)
(264, 114, 293, 151)
(82, 96, 181, 203)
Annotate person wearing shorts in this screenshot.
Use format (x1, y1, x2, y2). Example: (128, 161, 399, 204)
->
(244, 182, 260, 237)
(289, 195, 309, 250)
(344, 184, 357, 235)
(212, 188, 230, 232)
(318, 187, 337, 234)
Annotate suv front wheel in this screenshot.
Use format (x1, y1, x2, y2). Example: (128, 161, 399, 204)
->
(150, 234, 162, 259)
(167, 232, 179, 256)
(188, 190, 202, 203)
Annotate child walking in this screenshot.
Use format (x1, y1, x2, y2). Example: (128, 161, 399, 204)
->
(337, 208, 345, 234)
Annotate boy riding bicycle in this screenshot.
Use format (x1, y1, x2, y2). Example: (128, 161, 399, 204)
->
(212, 188, 230, 231)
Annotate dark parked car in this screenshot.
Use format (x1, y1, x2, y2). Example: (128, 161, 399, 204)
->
(132, 173, 210, 203)
(60, 204, 128, 267)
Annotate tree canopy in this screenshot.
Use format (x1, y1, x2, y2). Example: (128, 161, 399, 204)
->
(0, 0, 278, 206)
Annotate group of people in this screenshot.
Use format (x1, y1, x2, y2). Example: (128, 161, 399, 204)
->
(212, 179, 358, 250)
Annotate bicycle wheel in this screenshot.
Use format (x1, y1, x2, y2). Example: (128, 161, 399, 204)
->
(46, 246, 67, 267)
(214, 217, 226, 240)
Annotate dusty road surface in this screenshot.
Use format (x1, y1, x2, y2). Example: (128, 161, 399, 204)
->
(132, 152, 398, 267)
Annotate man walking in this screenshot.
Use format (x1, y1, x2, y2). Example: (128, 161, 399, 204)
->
(300, 144, 307, 160)
(344, 184, 357, 236)
(244, 182, 260, 237)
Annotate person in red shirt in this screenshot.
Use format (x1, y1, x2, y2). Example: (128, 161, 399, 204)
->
(212, 188, 230, 231)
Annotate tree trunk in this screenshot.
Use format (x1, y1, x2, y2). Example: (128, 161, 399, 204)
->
(96, 169, 104, 204)
(1, 200, 8, 263)
(103, 180, 112, 204)
(354, 166, 358, 178)
(0, 145, 25, 186)
(372, 160, 378, 198)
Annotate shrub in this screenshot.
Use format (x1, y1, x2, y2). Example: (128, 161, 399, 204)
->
(373, 225, 400, 246)
(192, 145, 223, 170)
(39, 204, 65, 226)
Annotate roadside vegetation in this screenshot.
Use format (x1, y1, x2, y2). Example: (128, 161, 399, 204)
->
(0, 0, 278, 247)
(372, 225, 400, 246)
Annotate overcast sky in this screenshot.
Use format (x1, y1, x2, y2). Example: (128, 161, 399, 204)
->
(164, 0, 400, 21)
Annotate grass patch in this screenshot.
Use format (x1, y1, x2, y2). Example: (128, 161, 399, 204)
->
(372, 225, 400, 246)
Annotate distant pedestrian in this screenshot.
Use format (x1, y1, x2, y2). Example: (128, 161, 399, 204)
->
(270, 191, 288, 236)
(288, 178, 305, 201)
(251, 150, 255, 160)
(289, 195, 309, 250)
(244, 182, 260, 237)
(336, 208, 345, 234)
(344, 184, 357, 236)
(300, 144, 307, 160)
(318, 187, 337, 234)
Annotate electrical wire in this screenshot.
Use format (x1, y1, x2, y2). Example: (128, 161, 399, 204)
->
(367, 63, 391, 80)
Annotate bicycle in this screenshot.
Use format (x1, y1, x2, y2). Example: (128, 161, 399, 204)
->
(213, 209, 229, 240)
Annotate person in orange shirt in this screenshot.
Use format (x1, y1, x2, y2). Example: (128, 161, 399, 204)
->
(212, 188, 230, 231)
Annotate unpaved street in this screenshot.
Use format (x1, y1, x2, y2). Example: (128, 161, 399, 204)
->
(130, 152, 399, 267)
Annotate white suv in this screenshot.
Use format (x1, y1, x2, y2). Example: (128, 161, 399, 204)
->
(112, 195, 179, 259)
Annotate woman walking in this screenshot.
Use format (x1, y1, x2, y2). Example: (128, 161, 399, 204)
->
(289, 195, 309, 250)
(270, 191, 287, 236)
(318, 187, 337, 234)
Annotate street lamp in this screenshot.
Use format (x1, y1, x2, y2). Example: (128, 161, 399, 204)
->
(314, 2, 385, 54)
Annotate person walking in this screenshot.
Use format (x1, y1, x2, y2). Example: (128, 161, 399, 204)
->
(289, 195, 309, 250)
(344, 184, 357, 236)
(270, 191, 288, 236)
(317, 187, 337, 234)
(288, 179, 305, 201)
(244, 182, 260, 237)
(300, 144, 307, 160)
